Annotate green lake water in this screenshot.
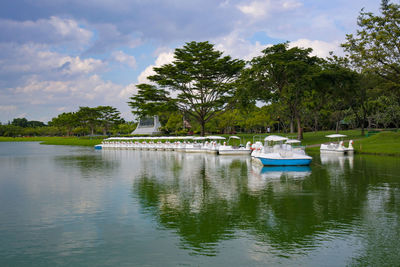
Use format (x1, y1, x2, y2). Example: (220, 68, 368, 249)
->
(0, 142, 399, 266)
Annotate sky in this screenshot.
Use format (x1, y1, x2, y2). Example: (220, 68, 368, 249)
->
(0, 0, 382, 124)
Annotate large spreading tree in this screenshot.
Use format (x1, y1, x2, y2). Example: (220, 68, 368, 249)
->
(246, 43, 321, 139)
(129, 41, 245, 135)
(97, 106, 124, 135)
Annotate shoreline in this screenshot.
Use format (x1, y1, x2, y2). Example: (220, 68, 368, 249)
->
(1, 131, 399, 157)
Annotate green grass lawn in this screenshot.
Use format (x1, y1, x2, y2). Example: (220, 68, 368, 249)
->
(0, 136, 103, 147)
(354, 131, 400, 156)
(223, 129, 365, 149)
(0, 130, 366, 148)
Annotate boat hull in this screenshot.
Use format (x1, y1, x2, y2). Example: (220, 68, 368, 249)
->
(320, 149, 345, 154)
(218, 149, 251, 155)
(256, 157, 311, 166)
(185, 148, 205, 153)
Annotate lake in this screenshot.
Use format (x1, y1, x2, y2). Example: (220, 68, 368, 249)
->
(0, 142, 399, 266)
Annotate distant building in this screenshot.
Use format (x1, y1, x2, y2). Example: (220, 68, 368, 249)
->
(131, 115, 162, 135)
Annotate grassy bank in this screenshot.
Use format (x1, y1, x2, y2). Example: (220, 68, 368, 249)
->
(354, 132, 400, 156)
(0, 136, 103, 147)
(0, 130, 366, 147)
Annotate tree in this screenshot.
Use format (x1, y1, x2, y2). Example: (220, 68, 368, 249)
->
(128, 84, 174, 118)
(49, 112, 79, 136)
(247, 43, 321, 139)
(163, 112, 184, 134)
(111, 122, 136, 135)
(313, 56, 362, 133)
(97, 106, 123, 135)
(342, 0, 400, 94)
(27, 121, 45, 127)
(11, 118, 28, 127)
(76, 107, 100, 136)
(132, 41, 245, 136)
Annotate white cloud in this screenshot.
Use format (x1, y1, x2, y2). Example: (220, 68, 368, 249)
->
(237, 1, 270, 18)
(13, 75, 123, 102)
(214, 31, 267, 60)
(0, 16, 93, 48)
(282, 0, 302, 9)
(60, 56, 105, 76)
(85, 23, 141, 54)
(118, 83, 138, 99)
(289, 38, 343, 58)
(111, 50, 137, 69)
(16, 113, 28, 119)
(137, 50, 174, 84)
(0, 43, 106, 80)
(0, 105, 17, 112)
(237, 0, 303, 19)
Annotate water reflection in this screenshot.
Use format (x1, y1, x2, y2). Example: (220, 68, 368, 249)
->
(83, 150, 400, 264)
(131, 151, 367, 257)
(132, 152, 243, 255)
(2, 143, 400, 266)
(253, 165, 311, 179)
(54, 153, 119, 179)
(320, 154, 354, 172)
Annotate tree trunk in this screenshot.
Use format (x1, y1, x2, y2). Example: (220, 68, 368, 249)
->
(290, 118, 294, 133)
(314, 114, 318, 132)
(200, 120, 205, 136)
(361, 106, 367, 136)
(296, 116, 303, 140)
(335, 121, 339, 133)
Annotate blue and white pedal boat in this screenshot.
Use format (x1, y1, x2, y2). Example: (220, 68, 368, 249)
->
(251, 135, 312, 166)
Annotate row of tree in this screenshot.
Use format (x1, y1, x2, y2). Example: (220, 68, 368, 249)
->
(0, 106, 135, 137)
(49, 106, 124, 136)
(128, 1, 400, 139)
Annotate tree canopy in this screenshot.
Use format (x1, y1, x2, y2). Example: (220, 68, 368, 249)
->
(129, 41, 245, 135)
(342, 0, 400, 92)
(245, 43, 322, 139)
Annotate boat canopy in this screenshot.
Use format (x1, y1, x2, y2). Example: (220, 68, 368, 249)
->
(326, 134, 347, 138)
(193, 137, 207, 141)
(286, 139, 301, 144)
(229, 136, 241, 140)
(105, 136, 195, 141)
(264, 135, 288, 142)
(206, 136, 226, 140)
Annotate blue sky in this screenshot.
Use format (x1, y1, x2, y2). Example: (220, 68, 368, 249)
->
(0, 0, 382, 123)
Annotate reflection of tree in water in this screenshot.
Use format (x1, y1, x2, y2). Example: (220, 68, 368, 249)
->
(347, 155, 400, 266)
(132, 153, 400, 258)
(54, 154, 118, 179)
(134, 157, 239, 255)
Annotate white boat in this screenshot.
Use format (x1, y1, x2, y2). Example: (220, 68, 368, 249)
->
(218, 136, 252, 155)
(175, 141, 187, 152)
(205, 136, 226, 154)
(251, 135, 312, 166)
(320, 134, 354, 154)
(185, 137, 207, 153)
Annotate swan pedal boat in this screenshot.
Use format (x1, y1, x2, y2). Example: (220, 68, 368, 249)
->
(251, 135, 312, 166)
(218, 136, 252, 155)
(320, 134, 354, 154)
